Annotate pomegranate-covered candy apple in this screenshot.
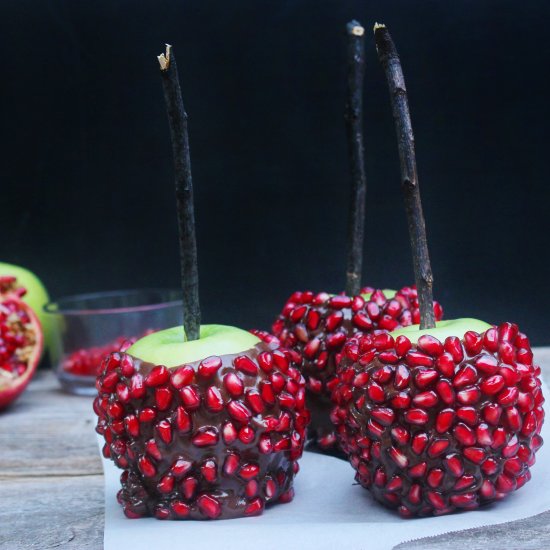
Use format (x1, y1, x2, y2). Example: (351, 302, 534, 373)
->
(332, 319, 544, 517)
(94, 325, 309, 519)
(0, 276, 43, 409)
(273, 287, 442, 449)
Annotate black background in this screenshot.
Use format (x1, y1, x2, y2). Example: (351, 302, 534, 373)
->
(2, 1, 550, 344)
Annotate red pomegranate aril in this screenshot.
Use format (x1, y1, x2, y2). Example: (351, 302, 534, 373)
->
(450, 492, 477, 507)
(180, 386, 201, 409)
(476, 423, 493, 445)
(156, 420, 172, 444)
(463, 447, 486, 464)
(138, 456, 156, 477)
(192, 428, 219, 447)
(436, 353, 455, 377)
(444, 336, 464, 363)
(407, 352, 434, 368)
(171, 459, 193, 477)
(454, 474, 475, 490)
(239, 426, 255, 444)
(239, 463, 260, 480)
(456, 386, 481, 405)
(388, 446, 409, 469)
(157, 475, 175, 494)
(428, 439, 450, 458)
(464, 331, 483, 356)
(475, 354, 499, 375)
(197, 494, 222, 519)
(408, 462, 427, 478)
(367, 382, 385, 403)
(415, 369, 439, 388)
(418, 335, 443, 356)
(227, 401, 252, 423)
(174, 406, 192, 433)
(453, 365, 478, 388)
(434, 409, 456, 436)
(224, 372, 244, 397)
(371, 407, 395, 426)
(146, 439, 162, 460)
(391, 426, 410, 446)
(413, 391, 438, 408)
(445, 454, 464, 477)
(408, 484, 422, 505)
(436, 380, 455, 404)
(234, 355, 259, 376)
(391, 392, 411, 409)
(453, 422, 476, 447)
(395, 335, 412, 356)
(145, 365, 170, 387)
(404, 408, 429, 425)
(198, 356, 222, 378)
(497, 386, 519, 406)
(206, 386, 224, 412)
(455, 407, 478, 426)
(427, 468, 444, 488)
(124, 415, 139, 437)
(387, 476, 403, 492)
(155, 387, 172, 410)
(483, 403, 503, 425)
(411, 432, 429, 455)
(394, 364, 410, 390)
(171, 501, 190, 517)
(224, 453, 240, 475)
(170, 365, 194, 389)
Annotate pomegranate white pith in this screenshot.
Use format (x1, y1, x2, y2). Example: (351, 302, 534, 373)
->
(0, 276, 43, 409)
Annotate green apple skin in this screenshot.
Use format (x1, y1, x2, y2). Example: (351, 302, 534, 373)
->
(392, 318, 493, 343)
(128, 324, 261, 368)
(361, 288, 397, 300)
(0, 262, 51, 356)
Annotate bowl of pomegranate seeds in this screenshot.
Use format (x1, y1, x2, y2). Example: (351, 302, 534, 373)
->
(45, 289, 183, 395)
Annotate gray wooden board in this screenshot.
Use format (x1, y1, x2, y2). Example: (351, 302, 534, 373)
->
(1, 348, 549, 550)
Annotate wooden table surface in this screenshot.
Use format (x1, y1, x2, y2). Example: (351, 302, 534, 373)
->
(2, 349, 550, 550)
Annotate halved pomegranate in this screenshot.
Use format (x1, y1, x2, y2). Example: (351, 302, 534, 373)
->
(0, 276, 43, 409)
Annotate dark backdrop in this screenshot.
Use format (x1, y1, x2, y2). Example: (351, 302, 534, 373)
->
(2, 1, 550, 344)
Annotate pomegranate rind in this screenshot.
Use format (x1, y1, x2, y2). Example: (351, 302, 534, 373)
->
(0, 288, 43, 410)
(0, 262, 50, 356)
(332, 321, 544, 517)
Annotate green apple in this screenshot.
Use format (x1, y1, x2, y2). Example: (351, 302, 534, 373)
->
(128, 324, 261, 367)
(0, 262, 51, 355)
(392, 318, 492, 343)
(361, 288, 397, 300)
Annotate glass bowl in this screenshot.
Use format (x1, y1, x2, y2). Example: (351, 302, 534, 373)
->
(45, 289, 183, 395)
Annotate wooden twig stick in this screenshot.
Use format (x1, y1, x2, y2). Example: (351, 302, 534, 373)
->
(344, 20, 367, 297)
(373, 24, 436, 329)
(158, 44, 201, 341)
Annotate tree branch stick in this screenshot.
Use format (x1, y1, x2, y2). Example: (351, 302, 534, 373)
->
(345, 20, 367, 296)
(158, 44, 201, 341)
(373, 24, 435, 329)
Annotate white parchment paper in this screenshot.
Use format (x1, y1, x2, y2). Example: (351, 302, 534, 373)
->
(101, 381, 550, 550)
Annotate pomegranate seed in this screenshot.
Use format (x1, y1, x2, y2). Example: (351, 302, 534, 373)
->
(436, 353, 455, 377)
(407, 351, 434, 368)
(181, 476, 198, 499)
(130, 374, 146, 399)
(388, 446, 409, 468)
(408, 462, 427, 477)
(414, 369, 439, 388)
(326, 311, 344, 332)
(475, 354, 499, 375)
(171, 501, 190, 517)
(483, 403, 503, 425)
(138, 456, 156, 477)
(155, 387, 172, 410)
(180, 386, 201, 409)
(404, 408, 429, 425)
(444, 336, 464, 362)
(387, 476, 403, 492)
(171, 459, 193, 477)
(257, 352, 274, 373)
(436, 408, 455, 433)
(124, 415, 139, 437)
(145, 365, 170, 387)
(326, 332, 347, 349)
(450, 492, 477, 507)
(371, 407, 395, 426)
(480, 479, 496, 499)
(394, 364, 410, 389)
(234, 355, 258, 376)
(367, 419, 385, 439)
(156, 420, 172, 444)
(197, 494, 222, 519)
(306, 309, 321, 330)
(408, 484, 422, 505)
(157, 475, 174, 494)
(329, 295, 352, 309)
(505, 406, 522, 431)
(391, 392, 411, 409)
(271, 372, 286, 393)
(145, 439, 162, 460)
(367, 382, 385, 402)
(418, 335, 444, 356)
(224, 453, 240, 475)
(201, 459, 217, 482)
(454, 474, 475, 490)
(206, 386, 224, 412)
(427, 468, 444, 488)
(453, 365, 478, 388)
(480, 374, 506, 395)
(391, 426, 410, 445)
(427, 491, 446, 509)
(239, 426, 255, 444)
(240, 463, 260, 480)
(278, 392, 296, 409)
(456, 386, 481, 405)
(436, 380, 455, 404)
(476, 423, 493, 445)
(228, 401, 252, 423)
(463, 447, 486, 464)
(428, 439, 450, 457)
(224, 372, 244, 397)
(198, 356, 222, 378)
(454, 423, 476, 446)
(192, 427, 219, 447)
(413, 390, 438, 408)
(464, 331, 483, 356)
(445, 454, 464, 477)
(496, 473, 516, 493)
(483, 328, 499, 352)
(170, 365, 194, 388)
(395, 336, 412, 356)
(502, 434, 520, 457)
(492, 427, 508, 449)
(411, 432, 429, 454)
(174, 406, 192, 432)
(497, 386, 519, 406)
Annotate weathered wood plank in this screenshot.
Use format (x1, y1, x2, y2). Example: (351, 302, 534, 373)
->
(0, 475, 104, 549)
(0, 372, 102, 477)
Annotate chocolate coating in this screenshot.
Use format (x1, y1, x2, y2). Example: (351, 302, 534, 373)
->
(94, 341, 309, 520)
